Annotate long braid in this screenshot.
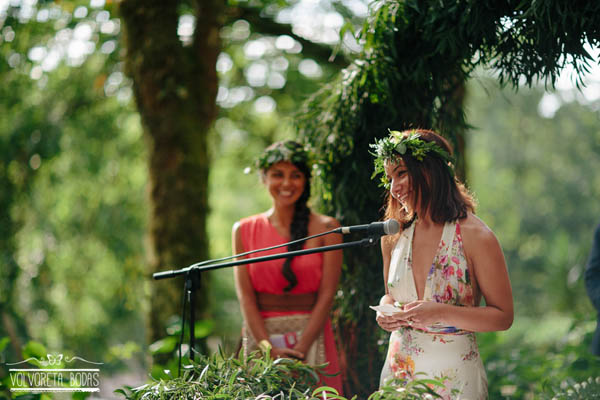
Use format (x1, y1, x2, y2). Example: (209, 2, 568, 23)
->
(282, 163, 311, 292)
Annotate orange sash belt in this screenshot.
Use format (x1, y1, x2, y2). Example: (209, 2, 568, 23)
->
(256, 292, 317, 312)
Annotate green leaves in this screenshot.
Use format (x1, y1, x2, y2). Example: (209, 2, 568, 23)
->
(252, 140, 313, 172)
(369, 375, 452, 400)
(117, 350, 323, 400)
(369, 129, 455, 187)
(21, 341, 47, 362)
(116, 349, 466, 399)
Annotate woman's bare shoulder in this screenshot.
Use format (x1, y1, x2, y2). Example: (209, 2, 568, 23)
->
(459, 213, 499, 247)
(310, 212, 341, 233)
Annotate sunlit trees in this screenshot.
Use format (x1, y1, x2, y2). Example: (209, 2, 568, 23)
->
(0, 0, 357, 367)
(0, 1, 145, 363)
(3, 0, 600, 396)
(466, 77, 600, 398)
(467, 77, 600, 317)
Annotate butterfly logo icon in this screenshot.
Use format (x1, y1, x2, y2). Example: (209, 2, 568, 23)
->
(47, 354, 63, 366)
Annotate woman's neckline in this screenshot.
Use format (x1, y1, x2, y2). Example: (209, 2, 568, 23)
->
(262, 212, 291, 242)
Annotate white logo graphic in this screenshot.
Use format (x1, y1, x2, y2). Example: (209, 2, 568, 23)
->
(7, 353, 103, 393)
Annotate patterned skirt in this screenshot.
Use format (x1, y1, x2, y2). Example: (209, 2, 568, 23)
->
(380, 327, 487, 400)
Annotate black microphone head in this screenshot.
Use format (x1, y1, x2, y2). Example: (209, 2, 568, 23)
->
(383, 219, 400, 235)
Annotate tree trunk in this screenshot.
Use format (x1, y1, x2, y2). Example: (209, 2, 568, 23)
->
(119, 0, 222, 357)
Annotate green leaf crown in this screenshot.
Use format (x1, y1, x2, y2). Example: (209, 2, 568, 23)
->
(246, 140, 312, 174)
(370, 129, 455, 188)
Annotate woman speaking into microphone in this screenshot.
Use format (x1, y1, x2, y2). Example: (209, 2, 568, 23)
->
(373, 129, 513, 399)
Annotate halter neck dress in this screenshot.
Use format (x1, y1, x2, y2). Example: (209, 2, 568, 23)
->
(380, 220, 487, 399)
(239, 213, 343, 394)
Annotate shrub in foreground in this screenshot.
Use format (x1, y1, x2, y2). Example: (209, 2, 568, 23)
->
(115, 349, 450, 400)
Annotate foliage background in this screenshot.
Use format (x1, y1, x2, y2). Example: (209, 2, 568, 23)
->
(1, 0, 599, 398)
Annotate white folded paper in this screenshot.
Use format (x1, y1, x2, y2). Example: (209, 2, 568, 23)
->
(369, 304, 403, 316)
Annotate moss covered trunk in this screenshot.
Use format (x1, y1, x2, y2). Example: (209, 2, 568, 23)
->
(119, 0, 222, 354)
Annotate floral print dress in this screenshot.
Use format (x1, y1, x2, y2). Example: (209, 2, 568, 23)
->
(380, 220, 488, 400)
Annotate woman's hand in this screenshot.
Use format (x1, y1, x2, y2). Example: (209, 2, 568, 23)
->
(375, 294, 410, 332)
(270, 346, 305, 360)
(376, 300, 445, 331)
(376, 311, 412, 332)
(398, 300, 444, 329)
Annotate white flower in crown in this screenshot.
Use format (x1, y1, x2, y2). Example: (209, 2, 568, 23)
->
(266, 153, 279, 164)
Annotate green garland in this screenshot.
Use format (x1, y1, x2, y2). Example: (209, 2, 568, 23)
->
(245, 140, 313, 174)
(370, 130, 455, 188)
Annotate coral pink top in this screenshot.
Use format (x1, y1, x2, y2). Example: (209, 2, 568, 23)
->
(239, 213, 343, 394)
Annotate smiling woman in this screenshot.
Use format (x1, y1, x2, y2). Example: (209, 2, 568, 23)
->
(372, 129, 513, 400)
(232, 140, 344, 394)
(263, 161, 307, 208)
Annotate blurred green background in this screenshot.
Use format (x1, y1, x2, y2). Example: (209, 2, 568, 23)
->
(1, 0, 599, 398)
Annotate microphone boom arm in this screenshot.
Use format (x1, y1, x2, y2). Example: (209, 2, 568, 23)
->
(152, 230, 384, 365)
(153, 236, 379, 280)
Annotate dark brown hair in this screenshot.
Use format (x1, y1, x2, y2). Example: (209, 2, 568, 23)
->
(261, 141, 311, 292)
(383, 129, 476, 228)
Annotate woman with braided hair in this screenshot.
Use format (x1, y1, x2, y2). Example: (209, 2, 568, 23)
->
(232, 140, 343, 393)
(372, 129, 513, 399)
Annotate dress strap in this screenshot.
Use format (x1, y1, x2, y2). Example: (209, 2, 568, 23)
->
(441, 220, 458, 249)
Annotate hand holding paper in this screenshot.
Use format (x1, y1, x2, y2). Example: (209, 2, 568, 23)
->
(369, 303, 403, 316)
(372, 301, 459, 333)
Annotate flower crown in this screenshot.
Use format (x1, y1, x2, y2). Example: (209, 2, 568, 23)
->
(245, 140, 312, 174)
(370, 129, 455, 188)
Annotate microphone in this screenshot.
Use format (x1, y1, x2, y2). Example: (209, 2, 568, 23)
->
(337, 219, 400, 236)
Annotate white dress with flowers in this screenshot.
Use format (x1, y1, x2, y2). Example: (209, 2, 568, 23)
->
(380, 220, 487, 400)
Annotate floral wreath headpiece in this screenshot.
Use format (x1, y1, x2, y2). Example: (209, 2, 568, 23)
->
(245, 140, 313, 174)
(370, 129, 455, 188)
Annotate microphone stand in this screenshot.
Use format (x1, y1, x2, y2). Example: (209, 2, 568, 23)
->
(185, 269, 199, 363)
(153, 235, 381, 362)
